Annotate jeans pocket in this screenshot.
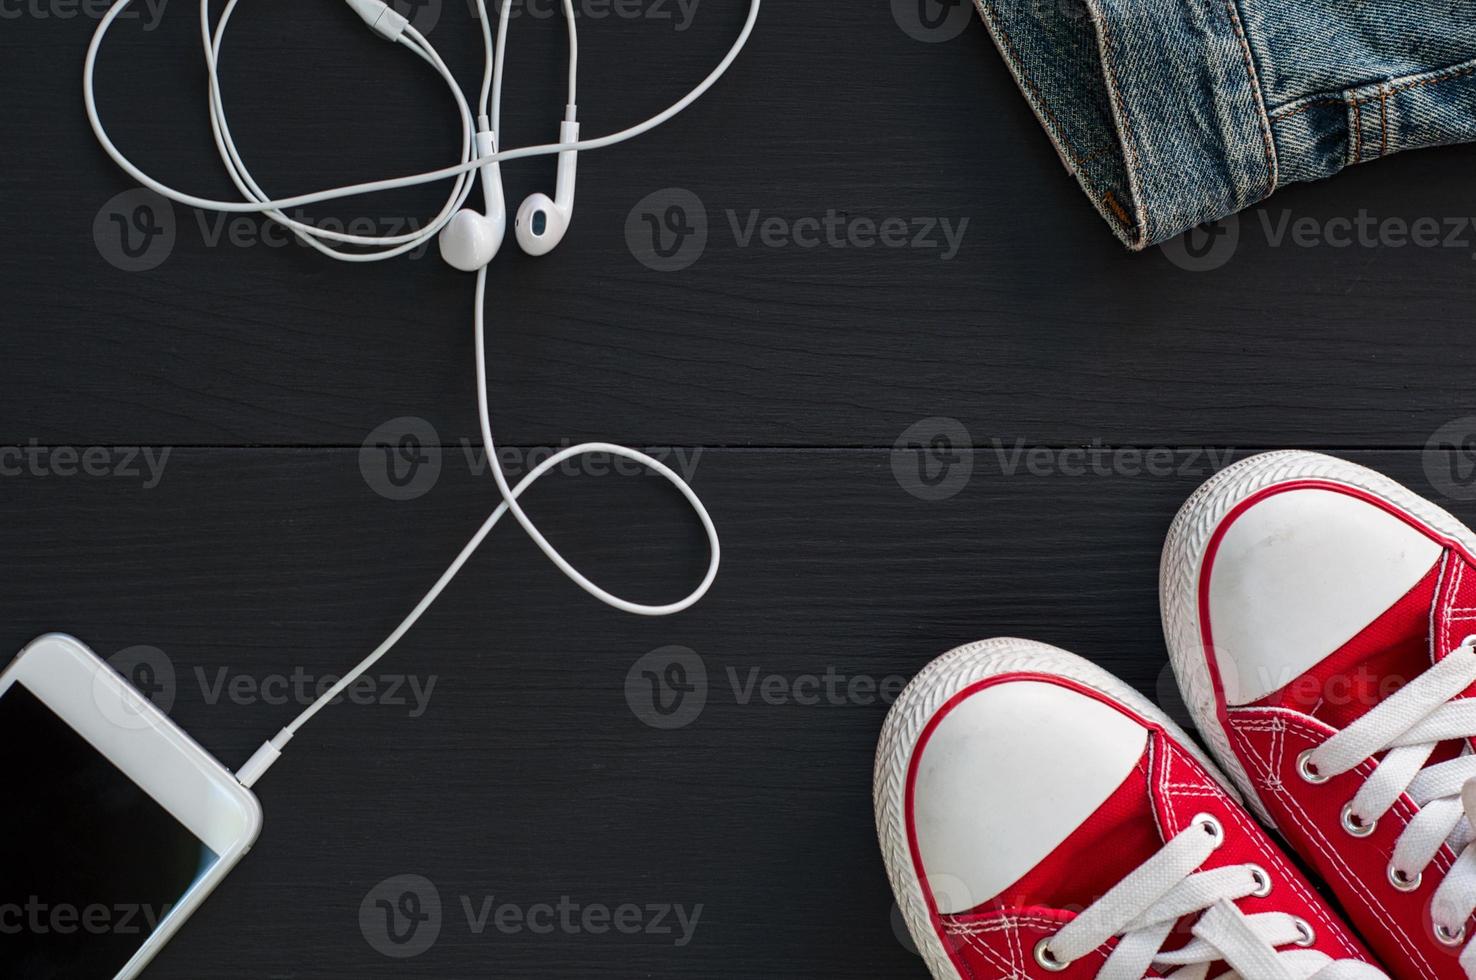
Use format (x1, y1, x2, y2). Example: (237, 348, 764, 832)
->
(1269, 56, 1476, 185)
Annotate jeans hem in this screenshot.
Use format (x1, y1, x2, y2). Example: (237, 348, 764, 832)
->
(972, 0, 1279, 249)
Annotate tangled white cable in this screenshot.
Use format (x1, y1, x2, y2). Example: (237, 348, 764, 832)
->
(83, 0, 759, 786)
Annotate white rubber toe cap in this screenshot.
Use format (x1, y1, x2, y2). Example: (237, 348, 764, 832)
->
(1206, 487, 1442, 705)
(912, 680, 1148, 913)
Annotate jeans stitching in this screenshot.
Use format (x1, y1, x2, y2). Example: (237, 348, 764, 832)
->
(970, 0, 1135, 232)
(1221, 0, 1279, 192)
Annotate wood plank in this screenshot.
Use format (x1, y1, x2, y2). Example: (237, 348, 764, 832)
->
(0, 447, 1460, 976)
(1, 5, 1473, 447)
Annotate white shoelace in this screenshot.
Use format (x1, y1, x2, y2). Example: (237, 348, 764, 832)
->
(1035, 815, 1387, 979)
(1303, 636, 1476, 973)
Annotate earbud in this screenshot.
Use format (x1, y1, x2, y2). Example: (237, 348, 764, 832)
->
(440, 127, 506, 272)
(515, 114, 579, 257)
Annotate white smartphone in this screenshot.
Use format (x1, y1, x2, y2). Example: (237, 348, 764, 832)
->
(0, 633, 263, 979)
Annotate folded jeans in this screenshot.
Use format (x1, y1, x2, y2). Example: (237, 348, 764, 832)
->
(969, 0, 1476, 248)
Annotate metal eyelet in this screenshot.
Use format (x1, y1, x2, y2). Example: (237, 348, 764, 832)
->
(1388, 865, 1422, 892)
(1246, 864, 1273, 898)
(1191, 812, 1224, 844)
(1034, 937, 1070, 972)
(1297, 750, 1330, 785)
(1437, 922, 1467, 947)
(1340, 803, 1377, 838)
(1294, 918, 1316, 947)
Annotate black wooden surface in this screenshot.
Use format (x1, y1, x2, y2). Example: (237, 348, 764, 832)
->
(2, 1, 1475, 978)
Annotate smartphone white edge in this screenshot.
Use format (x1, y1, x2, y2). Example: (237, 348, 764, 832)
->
(0, 633, 263, 980)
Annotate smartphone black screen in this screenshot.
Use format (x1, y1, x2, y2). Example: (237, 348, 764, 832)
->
(0, 683, 219, 979)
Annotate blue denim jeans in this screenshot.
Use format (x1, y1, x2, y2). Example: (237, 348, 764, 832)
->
(970, 0, 1476, 248)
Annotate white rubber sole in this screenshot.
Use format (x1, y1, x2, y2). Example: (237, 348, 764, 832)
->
(873, 637, 1236, 980)
(1159, 450, 1476, 829)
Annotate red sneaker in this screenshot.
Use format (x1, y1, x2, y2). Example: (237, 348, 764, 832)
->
(875, 637, 1383, 979)
(1163, 450, 1476, 979)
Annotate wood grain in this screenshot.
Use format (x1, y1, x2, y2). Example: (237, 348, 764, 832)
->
(3, 1, 1476, 977)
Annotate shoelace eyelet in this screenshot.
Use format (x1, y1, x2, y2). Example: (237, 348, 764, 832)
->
(1436, 922, 1467, 947)
(1297, 749, 1330, 785)
(1294, 918, 1316, 947)
(1340, 803, 1377, 838)
(1246, 864, 1273, 898)
(1387, 865, 1422, 892)
(1034, 937, 1070, 972)
(1191, 812, 1224, 843)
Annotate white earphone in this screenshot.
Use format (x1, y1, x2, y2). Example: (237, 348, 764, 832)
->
(438, 0, 582, 270)
(83, 0, 762, 779)
(440, 127, 507, 272)
(515, 114, 579, 257)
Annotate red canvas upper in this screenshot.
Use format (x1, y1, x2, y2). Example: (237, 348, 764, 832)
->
(905, 676, 1376, 979)
(1202, 487, 1476, 979)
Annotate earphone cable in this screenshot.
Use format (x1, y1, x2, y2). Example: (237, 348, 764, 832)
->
(81, 0, 748, 788)
(84, 0, 759, 228)
(237, 269, 722, 786)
